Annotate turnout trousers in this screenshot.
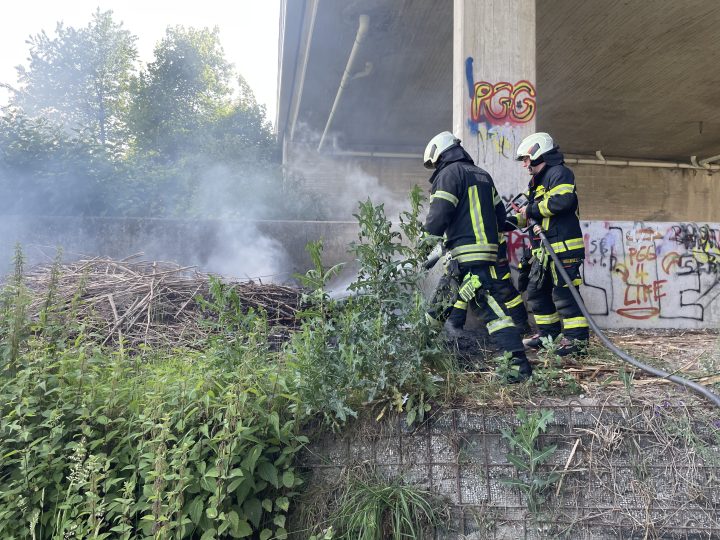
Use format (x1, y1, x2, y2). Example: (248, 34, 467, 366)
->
(455, 263, 526, 356)
(448, 261, 528, 332)
(526, 258, 589, 343)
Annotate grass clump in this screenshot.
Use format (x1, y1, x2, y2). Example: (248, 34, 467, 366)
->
(331, 475, 446, 539)
(300, 467, 448, 540)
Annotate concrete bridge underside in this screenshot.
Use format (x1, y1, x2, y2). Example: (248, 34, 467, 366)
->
(278, 0, 720, 162)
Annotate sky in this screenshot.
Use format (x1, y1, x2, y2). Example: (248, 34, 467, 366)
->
(0, 0, 281, 125)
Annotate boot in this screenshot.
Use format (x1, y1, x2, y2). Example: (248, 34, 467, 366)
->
(522, 334, 543, 350)
(556, 338, 589, 358)
(505, 354, 533, 383)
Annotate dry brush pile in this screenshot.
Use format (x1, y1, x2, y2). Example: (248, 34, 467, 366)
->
(23, 255, 302, 348)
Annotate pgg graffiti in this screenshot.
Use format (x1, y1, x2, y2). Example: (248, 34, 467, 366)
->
(470, 80, 536, 125)
(463, 57, 535, 162)
(465, 57, 536, 127)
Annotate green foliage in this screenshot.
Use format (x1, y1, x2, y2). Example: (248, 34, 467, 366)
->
(501, 409, 561, 516)
(0, 190, 453, 536)
(129, 25, 233, 158)
(289, 188, 449, 428)
(13, 9, 138, 152)
(0, 267, 307, 539)
(530, 337, 583, 396)
(0, 245, 31, 375)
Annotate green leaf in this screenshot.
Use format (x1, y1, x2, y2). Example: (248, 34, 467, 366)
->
(200, 476, 217, 492)
(243, 497, 263, 529)
(281, 470, 294, 488)
(188, 496, 204, 525)
(275, 496, 290, 512)
(206, 507, 218, 519)
(273, 514, 286, 528)
(406, 409, 417, 426)
(228, 510, 240, 530)
(227, 477, 245, 494)
(262, 498, 273, 512)
(258, 462, 278, 487)
(506, 454, 530, 471)
(200, 528, 217, 540)
(230, 519, 253, 538)
(260, 530, 272, 540)
(228, 467, 244, 478)
(531, 444, 557, 467)
(500, 477, 530, 490)
(241, 444, 262, 474)
(268, 411, 280, 437)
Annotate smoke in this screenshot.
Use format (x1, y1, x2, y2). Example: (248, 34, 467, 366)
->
(205, 222, 291, 281)
(286, 124, 418, 223)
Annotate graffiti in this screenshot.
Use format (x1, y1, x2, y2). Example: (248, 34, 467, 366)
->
(580, 222, 720, 326)
(470, 80, 536, 125)
(505, 229, 531, 266)
(463, 57, 536, 162)
(475, 122, 516, 160)
(503, 221, 720, 326)
(465, 58, 536, 128)
(669, 223, 720, 274)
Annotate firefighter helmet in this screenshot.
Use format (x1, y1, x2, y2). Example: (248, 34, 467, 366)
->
(423, 131, 460, 169)
(516, 132, 555, 162)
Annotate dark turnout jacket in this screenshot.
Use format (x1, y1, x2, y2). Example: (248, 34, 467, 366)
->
(511, 149, 585, 259)
(424, 146, 506, 265)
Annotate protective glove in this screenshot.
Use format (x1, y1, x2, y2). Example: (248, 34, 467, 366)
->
(516, 253, 532, 292)
(528, 256, 546, 287)
(458, 273, 482, 302)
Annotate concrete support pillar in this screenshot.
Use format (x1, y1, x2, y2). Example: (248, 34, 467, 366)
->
(453, 0, 536, 198)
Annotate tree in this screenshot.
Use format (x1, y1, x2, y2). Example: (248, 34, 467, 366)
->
(12, 9, 138, 154)
(0, 106, 122, 216)
(129, 26, 234, 159)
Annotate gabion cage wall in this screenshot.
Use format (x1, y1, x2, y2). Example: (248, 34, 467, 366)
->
(300, 405, 720, 539)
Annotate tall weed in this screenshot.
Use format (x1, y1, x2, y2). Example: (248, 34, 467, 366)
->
(289, 187, 449, 428)
(0, 269, 306, 539)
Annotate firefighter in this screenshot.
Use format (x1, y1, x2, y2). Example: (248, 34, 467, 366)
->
(511, 132, 589, 356)
(423, 131, 532, 382)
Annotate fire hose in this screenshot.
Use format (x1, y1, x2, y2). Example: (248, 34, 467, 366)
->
(534, 224, 720, 408)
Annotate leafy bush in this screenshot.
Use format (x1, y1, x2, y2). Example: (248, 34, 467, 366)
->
(0, 189, 453, 537)
(288, 187, 449, 428)
(0, 268, 305, 539)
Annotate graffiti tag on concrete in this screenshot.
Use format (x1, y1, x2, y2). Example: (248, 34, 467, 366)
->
(504, 221, 720, 328)
(464, 57, 537, 162)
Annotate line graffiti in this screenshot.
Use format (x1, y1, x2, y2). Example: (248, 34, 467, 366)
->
(582, 222, 720, 324)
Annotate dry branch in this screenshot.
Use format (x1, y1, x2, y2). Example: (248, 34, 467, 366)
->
(23, 257, 302, 348)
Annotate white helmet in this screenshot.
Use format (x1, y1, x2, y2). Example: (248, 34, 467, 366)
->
(423, 131, 460, 169)
(516, 132, 555, 162)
